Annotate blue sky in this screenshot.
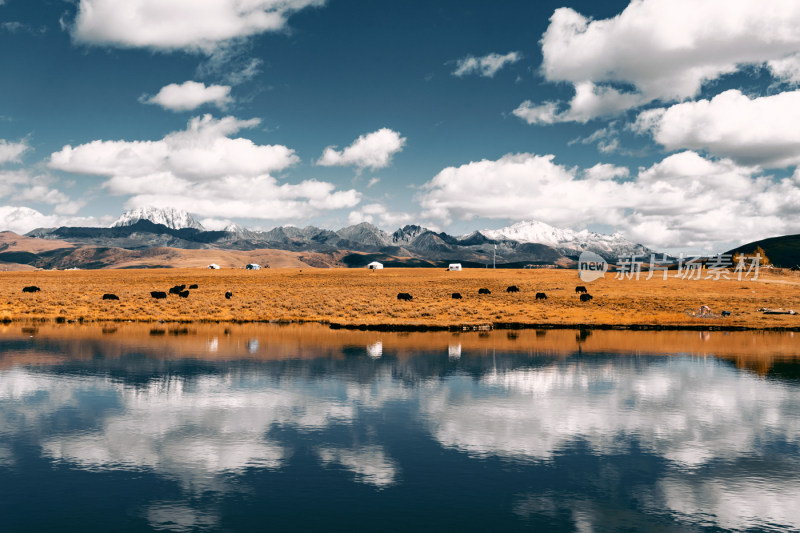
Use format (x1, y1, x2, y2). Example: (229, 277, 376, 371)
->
(2, 0, 800, 253)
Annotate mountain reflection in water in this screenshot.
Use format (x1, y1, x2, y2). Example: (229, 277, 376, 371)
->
(1, 324, 799, 532)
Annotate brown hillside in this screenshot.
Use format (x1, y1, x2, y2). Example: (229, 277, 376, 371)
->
(0, 231, 76, 253)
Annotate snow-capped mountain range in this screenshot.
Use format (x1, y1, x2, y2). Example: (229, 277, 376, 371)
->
(103, 207, 651, 260)
(476, 220, 650, 258)
(111, 207, 205, 231)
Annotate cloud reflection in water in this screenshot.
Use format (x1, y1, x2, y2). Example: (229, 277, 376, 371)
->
(423, 359, 800, 468)
(1, 346, 799, 531)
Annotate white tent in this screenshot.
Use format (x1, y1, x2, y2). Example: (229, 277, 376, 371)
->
(448, 263, 462, 271)
(246, 263, 261, 270)
(367, 261, 384, 270)
(208, 264, 220, 269)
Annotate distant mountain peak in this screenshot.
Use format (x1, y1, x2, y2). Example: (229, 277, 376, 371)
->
(346, 221, 382, 231)
(336, 222, 390, 247)
(223, 223, 245, 233)
(111, 207, 205, 231)
(479, 220, 575, 245)
(391, 224, 428, 245)
(478, 219, 652, 259)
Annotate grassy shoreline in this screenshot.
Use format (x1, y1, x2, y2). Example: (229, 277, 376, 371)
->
(1, 267, 799, 330)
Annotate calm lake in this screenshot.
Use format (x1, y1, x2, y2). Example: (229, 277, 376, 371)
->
(1, 324, 799, 532)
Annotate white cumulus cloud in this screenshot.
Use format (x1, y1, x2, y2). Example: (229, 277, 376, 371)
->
(141, 81, 232, 112)
(514, 82, 646, 124)
(584, 163, 629, 181)
(50, 115, 293, 179)
(0, 206, 106, 234)
(0, 169, 84, 218)
(635, 89, 800, 168)
(452, 51, 521, 78)
(317, 128, 406, 170)
(347, 203, 413, 228)
(70, 0, 325, 53)
(48, 115, 360, 221)
(518, 0, 800, 123)
(0, 139, 29, 164)
(419, 150, 800, 250)
(768, 53, 800, 84)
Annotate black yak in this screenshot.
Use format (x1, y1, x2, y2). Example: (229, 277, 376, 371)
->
(178, 290, 189, 298)
(169, 285, 186, 295)
(478, 288, 491, 295)
(102, 294, 119, 300)
(580, 293, 593, 302)
(150, 291, 167, 299)
(575, 286, 588, 294)
(225, 291, 233, 299)
(535, 292, 547, 300)
(189, 284, 199, 289)
(452, 292, 462, 299)
(397, 293, 413, 301)
(22, 286, 40, 293)
(506, 286, 520, 293)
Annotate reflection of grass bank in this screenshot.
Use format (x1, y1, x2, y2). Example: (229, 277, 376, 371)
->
(0, 268, 799, 330)
(1, 323, 799, 377)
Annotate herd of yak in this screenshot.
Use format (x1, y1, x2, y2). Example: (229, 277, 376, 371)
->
(148, 284, 204, 300)
(397, 285, 594, 302)
(20, 283, 233, 302)
(20, 283, 595, 304)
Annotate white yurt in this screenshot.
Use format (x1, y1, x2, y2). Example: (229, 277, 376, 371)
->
(448, 263, 462, 271)
(246, 263, 261, 270)
(208, 263, 221, 269)
(367, 261, 384, 270)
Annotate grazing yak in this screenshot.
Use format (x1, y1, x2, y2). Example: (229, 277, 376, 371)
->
(22, 286, 40, 293)
(397, 292, 413, 301)
(169, 284, 186, 295)
(225, 291, 233, 299)
(721, 310, 731, 317)
(478, 288, 491, 295)
(150, 291, 167, 299)
(102, 294, 119, 300)
(506, 285, 520, 293)
(535, 292, 547, 300)
(452, 292, 462, 299)
(575, 286, 588, 294)
(580, 293, 593, 302)
(178, 290, 190, 298)
(189, 284, 199, 289)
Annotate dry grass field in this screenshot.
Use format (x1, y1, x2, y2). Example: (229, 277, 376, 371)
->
(1, 267, 799, 329)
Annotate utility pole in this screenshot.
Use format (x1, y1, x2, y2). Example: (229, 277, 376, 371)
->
(493, 244, 496, 269)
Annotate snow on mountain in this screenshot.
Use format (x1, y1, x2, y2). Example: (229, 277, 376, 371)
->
(111, 207, 205, 231)
(220, 222, 266, 241)
(478, 220, 653, 259)
(223, 223, 244, 233)
(105, 208, 653, 259)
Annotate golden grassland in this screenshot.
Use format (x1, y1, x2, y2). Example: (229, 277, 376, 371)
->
(1, 267, 799, 329)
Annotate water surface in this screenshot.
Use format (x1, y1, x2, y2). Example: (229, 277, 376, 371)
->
(1, 324, 799, 532)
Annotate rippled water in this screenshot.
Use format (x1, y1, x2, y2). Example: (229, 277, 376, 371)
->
(1, 324, 799, 532)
